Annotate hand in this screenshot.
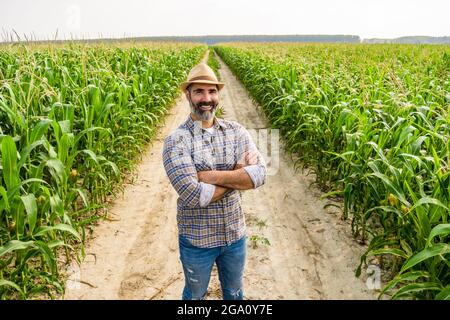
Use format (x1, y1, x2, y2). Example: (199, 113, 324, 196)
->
(234, 150, 259, 170)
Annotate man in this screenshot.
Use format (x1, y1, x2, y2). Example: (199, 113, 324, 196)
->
(162, 62, 266, 300)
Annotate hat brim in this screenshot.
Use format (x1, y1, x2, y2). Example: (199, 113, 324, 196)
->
(180, 80, 225, 92)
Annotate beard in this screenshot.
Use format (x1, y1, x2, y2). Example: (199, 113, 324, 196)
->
(189, 99, 218, 121)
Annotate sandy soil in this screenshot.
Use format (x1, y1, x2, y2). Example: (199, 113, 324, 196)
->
(63, 53, 376, 300)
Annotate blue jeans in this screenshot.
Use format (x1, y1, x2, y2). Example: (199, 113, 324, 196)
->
(178, 235, 247, 300)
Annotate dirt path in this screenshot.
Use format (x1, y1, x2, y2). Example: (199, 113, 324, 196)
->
(63, 54, 376, 300)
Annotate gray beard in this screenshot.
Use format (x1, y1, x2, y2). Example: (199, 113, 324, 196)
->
(189, 101, 217, 122)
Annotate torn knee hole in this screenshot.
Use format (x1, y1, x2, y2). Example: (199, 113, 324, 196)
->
(188, 277, 199, 283)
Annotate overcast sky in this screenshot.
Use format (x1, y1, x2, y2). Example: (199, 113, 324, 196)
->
(1, 0, 449, 41)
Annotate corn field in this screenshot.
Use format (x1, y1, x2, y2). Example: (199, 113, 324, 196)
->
(0, 42, 205, 299)
(1, 40, 449, 300)
(215, 43, 450, 300)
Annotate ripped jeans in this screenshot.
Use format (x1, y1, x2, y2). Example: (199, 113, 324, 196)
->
(178, 235, 246, 300)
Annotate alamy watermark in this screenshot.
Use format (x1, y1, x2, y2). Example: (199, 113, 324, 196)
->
(366, 264, 381, 290)
(66, 4, 81, 31)
(65, 263, 82, 291)
(167, 123, 280, 176)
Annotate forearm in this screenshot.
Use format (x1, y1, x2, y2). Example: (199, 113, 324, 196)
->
(199, 169, 254, 190)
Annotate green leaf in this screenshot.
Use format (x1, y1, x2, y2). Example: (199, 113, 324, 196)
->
(6, 178, 48, 201)
(410, 198, 449, 215)
(371, 248, 409, 259)
(74, 188, 89, 208)
(0, 240, 36, 257)
(57, 133, 74, 164)
(0, 186, 9, 211)
(80, 149, 99, 164)
(34, 224, 81, 241)
(1, 135, 20, 190)
(400, 239, 413, 257)
(29, 119, 51, 144)
(400, 243, 450, 273)
(102, 159, 119, 176)
(0, 97, 25, 130)
(74, 126, 111, 146)
(0, 279, 23, 295)
(17, 140, 44, 169)
(50, 194, 64, 216)
(47, 240, 73, 251)
(45, 158, 66, 185)
(426, 224, 450, 247)
(58, 120, 71, 134)
(35, 240, 57, 274)
(369, 171, 409, 206)
(435, 285, 450, 300)
(392, 282, 442, 300)
(21, 194, 38, 234)
(380, 270, 430, 298)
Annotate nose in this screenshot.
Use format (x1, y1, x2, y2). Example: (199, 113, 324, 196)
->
(200, 91, 212, 101)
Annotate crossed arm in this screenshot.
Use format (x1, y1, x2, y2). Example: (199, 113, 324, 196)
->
(198, 150, 262, 203)
(199, 167, 254, 190)
(163, 126, 266, 208)
(198, 168, 253, 202)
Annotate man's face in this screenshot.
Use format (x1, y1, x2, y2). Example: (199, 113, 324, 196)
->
(186, 83, 220, 121)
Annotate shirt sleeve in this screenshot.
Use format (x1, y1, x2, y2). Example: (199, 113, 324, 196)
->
(199, 182, 215, 207)
(163, 131, 205, 208)
(236, 125, 267, 189)
(243, 165, 266, 189)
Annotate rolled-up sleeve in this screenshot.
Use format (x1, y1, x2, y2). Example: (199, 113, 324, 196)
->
(243, 165, 266, 189)
(199, 182, 215, 207)
(236, 125, 267, 189)
(163, 132, 207, 208)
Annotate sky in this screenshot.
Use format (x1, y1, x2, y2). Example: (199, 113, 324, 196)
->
(1, 0, 449, 42)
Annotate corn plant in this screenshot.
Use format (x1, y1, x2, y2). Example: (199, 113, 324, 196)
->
(0, 42, 206, 299)
(207, 47, 221, 80)
(215, 43, 450, 300)
(206, 48, 225, 117)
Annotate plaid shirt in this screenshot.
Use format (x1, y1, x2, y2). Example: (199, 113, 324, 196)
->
(162, 115, 266, 248)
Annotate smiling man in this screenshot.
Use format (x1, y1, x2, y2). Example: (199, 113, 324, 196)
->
(162, 62, 267, 300)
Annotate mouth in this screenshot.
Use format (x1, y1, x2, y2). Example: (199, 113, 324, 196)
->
(197, 105, 214, 111)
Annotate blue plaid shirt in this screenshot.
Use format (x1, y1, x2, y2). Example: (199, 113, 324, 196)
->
(162, 115, 266, 248)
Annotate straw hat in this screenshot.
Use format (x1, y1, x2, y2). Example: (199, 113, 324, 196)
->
(180, 63, 225, 91)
